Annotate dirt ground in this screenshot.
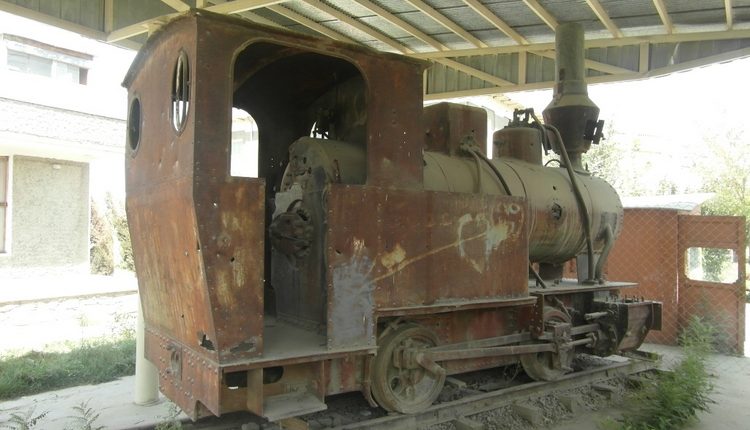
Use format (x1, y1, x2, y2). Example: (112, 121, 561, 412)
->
(548, 343, 750, 430)
(0, 293, 137, 355)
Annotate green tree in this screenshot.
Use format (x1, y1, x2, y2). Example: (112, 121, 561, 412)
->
(583, 123, 623, 185)
(700, 129, 750, 235)
(582, 122, 645, 196)
(699, 127, 749, 284)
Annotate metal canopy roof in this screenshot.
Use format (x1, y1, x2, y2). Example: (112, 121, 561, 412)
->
(2, 0, 749, 100)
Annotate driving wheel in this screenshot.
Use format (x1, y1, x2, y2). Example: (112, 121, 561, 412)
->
(520, 306, 574, 381)
(371, 323, 445, 414)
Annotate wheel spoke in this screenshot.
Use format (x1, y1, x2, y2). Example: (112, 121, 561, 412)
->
(371, 323, 446, 413)
(520, 307, 574, 382)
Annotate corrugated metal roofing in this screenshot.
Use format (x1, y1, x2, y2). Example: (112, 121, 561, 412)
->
(2, 0, 749, 100)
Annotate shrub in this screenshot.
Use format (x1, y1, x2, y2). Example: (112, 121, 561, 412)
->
(614, 316, 715, 430)
(105, 194, 135, 272)
(89, 200, 114, 275)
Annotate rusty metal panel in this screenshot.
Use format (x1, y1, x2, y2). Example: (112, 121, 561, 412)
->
(677, 215, 746, 249)
(128, 179, 215, 351)
(678, 214, 746, 354)
(124, 16, 218, 358)
(126, 13, 267, 365)
(423, 102, 488, 156)
(357, 55, 426, 190)
(325, 356, 363, 396)
(193, 24, 267, 360)
(606, 209, 681, 345)
(146, 327, 222, 419)
(193, 178, 265, 362)
(325, 184, 529, 349)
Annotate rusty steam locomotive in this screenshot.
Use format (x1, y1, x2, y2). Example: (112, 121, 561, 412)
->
(124, 11, 661, 421)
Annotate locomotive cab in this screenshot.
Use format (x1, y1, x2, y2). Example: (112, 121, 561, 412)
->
(124, 11, 661, 421)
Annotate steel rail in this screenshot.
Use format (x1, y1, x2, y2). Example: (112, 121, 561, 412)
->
(334, 356, 656, 430)
(141, 355, 657, 430)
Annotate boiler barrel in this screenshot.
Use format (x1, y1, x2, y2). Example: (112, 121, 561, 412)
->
(423, 151, 623, 264)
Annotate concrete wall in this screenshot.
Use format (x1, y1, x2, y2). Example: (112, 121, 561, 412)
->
(0, 156, 89, 277)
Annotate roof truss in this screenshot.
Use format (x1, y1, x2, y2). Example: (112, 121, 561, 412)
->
(0, 0, 747, 101)
(584, 0, 622, 38)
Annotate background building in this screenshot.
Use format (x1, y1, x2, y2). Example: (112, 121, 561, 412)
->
(0, 11, 134, 278)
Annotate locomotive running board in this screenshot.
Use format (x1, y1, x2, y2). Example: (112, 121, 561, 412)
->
(528, 279, 638, 295)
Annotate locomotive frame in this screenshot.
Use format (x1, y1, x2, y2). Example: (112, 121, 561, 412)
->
(124, 11, 661, 421)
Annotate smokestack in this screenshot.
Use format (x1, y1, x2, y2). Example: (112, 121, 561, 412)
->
(543, 23, 601, 171)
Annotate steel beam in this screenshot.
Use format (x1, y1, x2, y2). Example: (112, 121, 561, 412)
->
(427, 44, 750, 99)
(107, 15, 177, 42)
(434, 58, 513, 87)
(104, 0, 114, 33)
(302, 0, 410, 53)
(351, 0, 448, 51)
(726, 0, 734, 29)
(585, 0, 623, 38)
(406, 0, 487, 48)
(160, 0, 190, 12)
(413, 29, 750, 59)
(424, 72, 641, 100)
(644, 45, 750, 79)
(268, 4, 354, 42)
(462, 0, 529, 45)
(522, 0, 558, 31)
(205, 0, 285, 15)
(533, 50, 635, 75)
(241, 10, 285, 28)
(639, 42, 649, 73)
(652, 0, 673, 35)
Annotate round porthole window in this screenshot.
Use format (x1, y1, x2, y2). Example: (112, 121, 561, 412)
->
(171, 51, 190, 133)
(127, 97, 141, 154)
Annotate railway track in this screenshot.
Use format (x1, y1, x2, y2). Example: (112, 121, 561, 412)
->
(165, 352, 658, 430)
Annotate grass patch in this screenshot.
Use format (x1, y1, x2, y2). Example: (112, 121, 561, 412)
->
(0, 338, 136, 401)
(607, 316, 715, 430)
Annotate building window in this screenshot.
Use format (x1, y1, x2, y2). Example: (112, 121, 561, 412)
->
(7, 49, 52, 76)
(7, 49, 87, 84)
(0, 156, 8, 253)
(3, 34, 91, 85)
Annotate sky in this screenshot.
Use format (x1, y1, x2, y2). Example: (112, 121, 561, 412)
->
(508, 56, 750, 145)
(506, 56, 750, 195)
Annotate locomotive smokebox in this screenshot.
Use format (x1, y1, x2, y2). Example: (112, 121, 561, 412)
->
(543, 23, 601, 171)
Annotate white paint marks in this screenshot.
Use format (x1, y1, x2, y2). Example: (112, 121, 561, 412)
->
(457, 210, 511, 273)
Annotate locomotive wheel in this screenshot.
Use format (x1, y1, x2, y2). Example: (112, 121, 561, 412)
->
(371, 323, 445, 414)
(520, 306, 574, 381)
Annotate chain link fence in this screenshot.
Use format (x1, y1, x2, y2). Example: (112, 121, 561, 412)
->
(606, 208, 747, 354)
